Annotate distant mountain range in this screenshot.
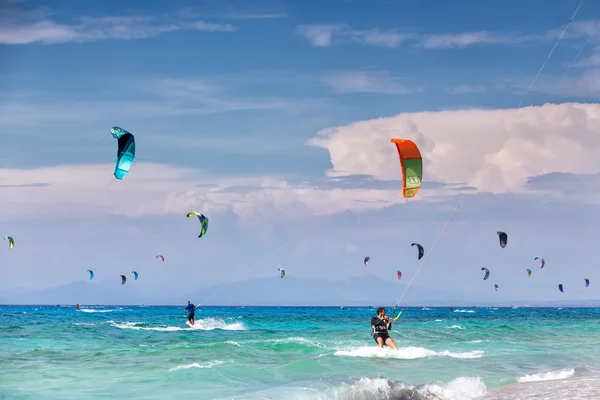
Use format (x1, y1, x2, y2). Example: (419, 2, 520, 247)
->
(2, 275, 600, 307)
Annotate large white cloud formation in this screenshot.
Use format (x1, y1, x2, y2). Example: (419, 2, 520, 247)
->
(2, 103, 600, 220)
(308, 102, 600, 193)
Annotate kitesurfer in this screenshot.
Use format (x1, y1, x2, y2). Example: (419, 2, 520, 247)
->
(371, 307, 399, 350)
(185, 300, 197, 325)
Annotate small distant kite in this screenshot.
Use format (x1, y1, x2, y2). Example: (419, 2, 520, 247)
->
(558, 284, 564, 293)
(187, 212, 208, 238)
(497, 232, 507, 248)
(131, 271, 139, 280)
(411, 243, 424, 260)
(527, 269, 531, 278)
(363, 256, 370, 266)
(278, 268, 285, 278)
(481, 267, 490, 280)
(397, 271, 402, 280)
(156, 255, 164, 262)
(120, 275, 127, 285)
(87, 270, 94, 280)
(4, 236, 14, 249)
(390, 138, 423, 198)
(111, 127, 135, 180)
(494, 284, 499, 291)
(535, 257, 545, 269)
(585, 279, 590, 288)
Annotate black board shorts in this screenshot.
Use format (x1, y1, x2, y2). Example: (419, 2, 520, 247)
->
(187, 313, 195, 321)
(373, 332, 390, 343)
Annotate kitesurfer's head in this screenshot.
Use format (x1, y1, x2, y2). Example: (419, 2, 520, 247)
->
(187, 300, 190, 304)
(377, 307, 386, 316)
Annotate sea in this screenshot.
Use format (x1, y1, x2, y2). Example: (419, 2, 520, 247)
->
(1, 305, 600, 400)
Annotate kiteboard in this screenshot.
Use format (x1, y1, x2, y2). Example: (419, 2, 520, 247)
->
(186, 321, 193, 328)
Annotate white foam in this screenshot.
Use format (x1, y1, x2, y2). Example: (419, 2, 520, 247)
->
(418, 377, 487, 400)
(225, 341, 241, 347)
(266, 337, 326, 348)
(188, 317, 247, 331)
(334, 346, 483, 359)
(446, 325, 465, 329)
(109, 318, 246, 332)
(517, 369, 575, 383)
(169, 360, 224, 372)
(453, 309, 475, 313)
(79, 309, 114, 313)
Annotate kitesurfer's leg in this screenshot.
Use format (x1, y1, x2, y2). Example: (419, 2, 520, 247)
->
(375, 335, 384, 348)
(385, 337, 399, 350)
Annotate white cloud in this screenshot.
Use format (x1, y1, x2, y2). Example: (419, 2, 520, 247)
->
(295, 24, 346, 47)
(447, 85, 487, 94)
(0, 8, 235, 44)
(296, 24, 410, 48)
(420, 31, 524, 49)
(320, 71, 412, 94)
(307, 102, 600, 194)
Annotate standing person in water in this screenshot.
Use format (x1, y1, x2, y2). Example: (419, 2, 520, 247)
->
(371, 307, 399, 350)
(184, 300, 197, 325)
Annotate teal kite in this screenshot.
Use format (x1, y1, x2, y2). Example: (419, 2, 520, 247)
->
(4, 236, 14, 249)
(132, 271, 138, 280)
(87, 270, 94, 280)
(111, 127, 135, 180)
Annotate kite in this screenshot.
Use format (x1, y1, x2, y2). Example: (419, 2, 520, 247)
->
(559, 284, 564, 292)
(481, 267, 490, 280)
(278, 268, 285, 278)
(411, 243, 424, 260)
(397, 271, 402, 280)
(494, 284, 499, 291)
(4, 236, 14, 249)
(363, 256, 370, 266)
(497, 231, 508, 248)
(87, 270, 94, 280)
(585, 279, 590, 288)
(156, 255, 164, 262)
(111, 127, 135, 180)
(390, 138, 423, 198)
(132, 271, 138, 280)
(120, 275, 127, 285)
(527, 269, 532, 278)
(186, 212, 208, 238)
(535, 257, 545, 269)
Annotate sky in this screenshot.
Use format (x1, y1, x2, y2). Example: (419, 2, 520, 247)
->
(2, 0, 600, 305)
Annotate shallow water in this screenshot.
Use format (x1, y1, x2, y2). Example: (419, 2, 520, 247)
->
(1, 305, 599, 399)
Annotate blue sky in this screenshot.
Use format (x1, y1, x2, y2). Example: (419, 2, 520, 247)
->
(2, 0, 600, 304)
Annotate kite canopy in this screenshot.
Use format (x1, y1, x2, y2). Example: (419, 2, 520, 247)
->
(535, 257, 545, 268)
(132, 271, 139, 280)
(363, 256, 370, 266)
(277, 268, 285, 278)
(494, 284, 499, 291)
(390, 138, 423, 198)
(497, 231, 508, 248)
(397, 271, 402, 280)
(527, 269, 532, 278)
(481, 267, 490, 280)
(87, 270, 94, 280)
(156, 255, 164, 262)
(411, 243, 424, 260)
(187, 212, 209, 238)
(111, 127, 135, 180)
(585, 279, 590, 288)
(120, 275, 127, 285)
(559, 284, 564, 292)
(4, 236, 14, 249)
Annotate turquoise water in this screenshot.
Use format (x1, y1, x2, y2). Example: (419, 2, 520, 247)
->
(2, 305, 599, 399)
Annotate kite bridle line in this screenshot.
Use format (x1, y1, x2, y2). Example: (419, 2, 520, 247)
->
(391, 0, 587, 313)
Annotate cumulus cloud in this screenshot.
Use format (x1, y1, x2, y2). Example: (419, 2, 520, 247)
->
(308, 102, 600, 194)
